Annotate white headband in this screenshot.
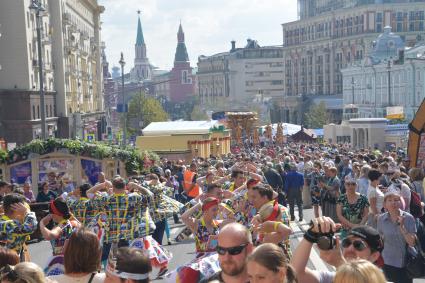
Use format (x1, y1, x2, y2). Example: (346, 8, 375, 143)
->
(109, 269, 150, 280)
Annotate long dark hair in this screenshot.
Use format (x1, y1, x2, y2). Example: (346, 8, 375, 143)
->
(49, 198, 71, 219)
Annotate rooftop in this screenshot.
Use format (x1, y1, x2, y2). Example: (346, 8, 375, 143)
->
(142, 120, 221, 136)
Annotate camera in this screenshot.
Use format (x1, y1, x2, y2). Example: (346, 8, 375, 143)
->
(316, 233, 336, 250)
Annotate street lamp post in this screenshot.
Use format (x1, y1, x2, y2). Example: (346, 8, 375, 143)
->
(387, 59, 392, 107)
(351, 77, 355, 105)
(119, 52, 126, 147)
(29, 0, 47, 140)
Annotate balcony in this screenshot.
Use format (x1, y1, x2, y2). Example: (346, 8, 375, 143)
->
(63, 12, 72, 25)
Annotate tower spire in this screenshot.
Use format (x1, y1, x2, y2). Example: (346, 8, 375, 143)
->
(174, 22, 189, 62)
(136, 10, 145, 46)
(177, 21, 184, 43)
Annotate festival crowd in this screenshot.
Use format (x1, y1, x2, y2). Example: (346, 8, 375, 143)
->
(1, 143, 425, 283)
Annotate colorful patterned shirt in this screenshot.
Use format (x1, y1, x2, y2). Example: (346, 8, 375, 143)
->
(0, 213, 37, 252)
(50, 219, 74, 256)
(92, 192, 147, 243)
(146, 184, 182, 223)
(66, 197, 97, 226)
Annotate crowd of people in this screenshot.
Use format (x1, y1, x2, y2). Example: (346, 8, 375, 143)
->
(0, 142, 424, 283)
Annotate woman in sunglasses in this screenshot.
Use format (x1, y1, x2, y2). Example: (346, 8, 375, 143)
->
(336, 176, 369, 239)
(377, 191, 416, 283)
(181, 197, 222, 256)
(247, 243, 298, 283)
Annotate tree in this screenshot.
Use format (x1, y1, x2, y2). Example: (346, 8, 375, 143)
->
(126, 92, 168, 135)
(190, 105, 209, 120)
(304, 101, 329, 128)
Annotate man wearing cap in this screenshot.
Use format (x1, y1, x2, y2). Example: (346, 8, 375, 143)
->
(291, 216, 385, 283)
(284, 163, 304, 221)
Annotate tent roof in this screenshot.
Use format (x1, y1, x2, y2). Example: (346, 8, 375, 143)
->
(142, 120, 221, 136)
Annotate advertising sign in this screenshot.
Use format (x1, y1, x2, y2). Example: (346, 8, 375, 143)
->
(386, 106, 404, 119)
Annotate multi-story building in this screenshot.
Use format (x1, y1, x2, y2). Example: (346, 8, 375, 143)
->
(50, 0, 105, 139)
(281, 0, 425, 124)
(0, 0, 57, 143)
(0, 0, 105, 144)
(197, 39, 284, 111)
(341, 26, 425, 121)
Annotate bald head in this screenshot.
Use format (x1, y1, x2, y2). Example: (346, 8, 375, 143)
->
(218, 223, 252, 245)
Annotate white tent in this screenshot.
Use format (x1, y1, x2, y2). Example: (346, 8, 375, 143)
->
(142, 120, 221, 136)
(261, 123, 302, 136)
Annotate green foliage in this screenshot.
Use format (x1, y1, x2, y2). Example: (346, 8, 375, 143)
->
(304, 101, 330, 129)
(1, 138, 159, 175)
(190, 105, 209, 121)
(127, 92, 168, 133)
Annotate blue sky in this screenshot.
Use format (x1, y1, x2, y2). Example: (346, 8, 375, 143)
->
(98, 0, 298, 71)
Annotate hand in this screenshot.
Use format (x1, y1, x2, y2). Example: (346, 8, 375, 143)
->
(310, 216, 341, 234)
(397, 216, 405, 227)
(251, 215, 262, 229)
(12, 203, 30, 216)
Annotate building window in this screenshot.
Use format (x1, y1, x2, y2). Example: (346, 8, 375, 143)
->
(37, 105, 40, 119)
(50, 105, 52, 117)
(397, 22, 403, 32)
(46, 105, 49, 117)
(32, 105, 36, 120)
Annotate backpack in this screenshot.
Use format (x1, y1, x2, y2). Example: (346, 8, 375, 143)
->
(404, 181, 424, 218)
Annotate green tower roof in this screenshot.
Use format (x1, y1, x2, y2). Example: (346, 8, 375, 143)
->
(136, 16, 145, 45)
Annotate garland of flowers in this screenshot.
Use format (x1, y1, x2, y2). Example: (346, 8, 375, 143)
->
(0, 138, 159, 175)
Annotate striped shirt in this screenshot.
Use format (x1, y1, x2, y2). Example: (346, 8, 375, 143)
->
(92, 192, 148, 243)
(67, 197, 97, 226)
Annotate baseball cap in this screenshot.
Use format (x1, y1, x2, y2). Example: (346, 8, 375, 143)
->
(348, 226, 384, 252)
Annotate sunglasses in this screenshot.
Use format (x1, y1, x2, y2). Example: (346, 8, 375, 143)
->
(341, 238, 368, 251)
(216, 243, 248, 256)
(0, 265, 19, 282)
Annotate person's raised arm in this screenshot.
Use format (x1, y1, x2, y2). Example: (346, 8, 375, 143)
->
(127, 182, 153, 197)
(39, 214, 62, 240)
(87, 181, 111, 195)
(291, 217, 342, 283)
(181, 202, 201, 233)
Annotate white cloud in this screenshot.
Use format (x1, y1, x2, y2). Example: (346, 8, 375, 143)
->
(99, 0, 297, 70)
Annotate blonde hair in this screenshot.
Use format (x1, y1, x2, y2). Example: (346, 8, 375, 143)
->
(334, 260, 386, 283)
(13, 262, 46, 283)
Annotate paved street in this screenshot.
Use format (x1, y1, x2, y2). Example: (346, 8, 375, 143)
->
(28, 208, 425, 282)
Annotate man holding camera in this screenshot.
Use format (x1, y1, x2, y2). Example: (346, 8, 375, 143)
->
(291, 216, 384, 283)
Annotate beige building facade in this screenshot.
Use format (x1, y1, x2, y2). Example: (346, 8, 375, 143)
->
(0, 0, 104, 144)
(281, 1, 425, 124)
(197, 40, 284, 111)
